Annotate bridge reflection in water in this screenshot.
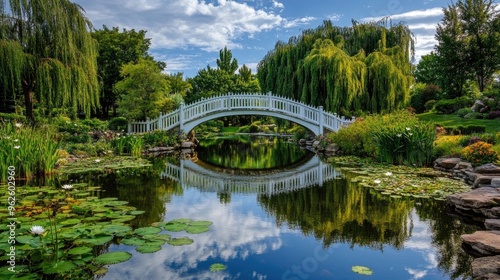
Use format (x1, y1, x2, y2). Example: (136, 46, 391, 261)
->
(160, 156, 341, 195)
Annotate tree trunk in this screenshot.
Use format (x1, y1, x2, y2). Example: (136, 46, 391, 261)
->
(22, 81, 35, 125)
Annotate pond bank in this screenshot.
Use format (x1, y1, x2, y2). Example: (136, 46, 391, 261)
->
(438, 159, 500, 279)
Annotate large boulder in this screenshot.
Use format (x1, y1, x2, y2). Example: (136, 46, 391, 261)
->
(448, 187, 500, 211)
(475, 164, 500, 175)
(472, 255, 500, 279)
(435, 157, 462, 169)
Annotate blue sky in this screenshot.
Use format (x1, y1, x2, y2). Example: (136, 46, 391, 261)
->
(73, 0, 453, 77)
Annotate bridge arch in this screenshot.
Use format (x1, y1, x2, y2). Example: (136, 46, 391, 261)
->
(128, 92, 354, 136)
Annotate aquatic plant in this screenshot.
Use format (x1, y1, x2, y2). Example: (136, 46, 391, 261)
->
(0, 122, 60, 181)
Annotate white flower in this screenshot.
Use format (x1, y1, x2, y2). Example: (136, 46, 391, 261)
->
(13, 145, 20, 149)
(385, 172, 393, 176)
(30, 225, 45, 235)
(14, 139, 19, 142)
(406, 127, 411, 131)
(15, 123, 22, 128)
(61, 184, 73, 190)
(397, 134, 402, 137)
(374, 179, 381, 184)
(94, 159, 101, 163)
(408, 133, 413, 136)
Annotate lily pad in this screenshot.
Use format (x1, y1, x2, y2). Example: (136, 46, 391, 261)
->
(94, 251, 132, 265)
(68, 246, 92, 255)
(167, 237, 194, 246)
(42, 261, 76, 274)
(134, 226, 162, 236)
(352, 265, 373, 275)
(210, 263, 227, 272)
(189, 220, 213, 227)
(136, 245, 162, 254)
(186, 226, 210, 234)
(163, 222, 188, 232)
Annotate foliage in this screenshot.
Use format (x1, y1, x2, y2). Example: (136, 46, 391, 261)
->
(257, 20, 414, 114)
(0, 122, 60, 181)
(456, 108, 473, 118)
(92, 26, 158, 117)
(433, 135, 466, 157)
(444, 125, 486, 135)
(409, 83, 441, 113)
(115, 59, 170, 120)
(108, 117, 128, 131)
(414, 52, 441, 85)
(433, 97, 473, 114)
(435, 0, 500, 96)
(186, 47, 260, 103)
(329, 111, 435, 166)
(461, 141, 500, 166)
(0, 0, 99, 122)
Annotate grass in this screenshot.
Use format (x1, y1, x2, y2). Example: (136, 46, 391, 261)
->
(417, 112, 500, 133)
(221, 126, 239, 133)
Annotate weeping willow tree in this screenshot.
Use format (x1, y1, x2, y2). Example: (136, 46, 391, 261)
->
(257, 19, 414, 114)
(0, 0, 99, 122)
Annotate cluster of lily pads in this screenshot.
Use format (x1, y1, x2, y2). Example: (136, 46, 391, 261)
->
(0, 183, 221, 279)
(57, 156, 153, 174)
(331, 157, 471, 200)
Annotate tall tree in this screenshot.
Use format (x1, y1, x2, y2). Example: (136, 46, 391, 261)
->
(0, 0, 99, 122)
(436, 0, 500, 95)
(258, 20, 414, 114)
(217, 46, 239, 74)
(92, 26, 162, 118)
(115, 59, 170, 120)
(414, 52, 441, 85)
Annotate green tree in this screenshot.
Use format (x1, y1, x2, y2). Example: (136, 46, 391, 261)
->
(92, 26, 158, 118)
(217, 46, 238, 74)
(0, 0, 99, 122)
(257, 20, 414, 114)
(414, 52, 441, 85)
(115, 59, 170, 120)
(436, 0, 500, 96)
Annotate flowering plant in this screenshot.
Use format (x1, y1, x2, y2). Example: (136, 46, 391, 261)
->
(461, 141, 499, 166)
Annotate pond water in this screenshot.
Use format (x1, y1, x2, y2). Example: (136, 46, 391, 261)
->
(89, 136, 475, 279)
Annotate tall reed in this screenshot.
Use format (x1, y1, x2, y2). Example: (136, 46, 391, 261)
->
(0, 122, 60, 181)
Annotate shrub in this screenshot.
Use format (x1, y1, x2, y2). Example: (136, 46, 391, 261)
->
(445, 125, 486, 135)
(142, 131, 177, 148)
(433, 135, 466, 158)
(108, 117, 128, 132)
(424, 100, 437, 112)
(486, 110, 500, 119)
(461, 141, 499, 166)
(463, 112, 484, 119)
(434, 97, 472, 114)
(329, 111, 435, 166)
(456, 108, 473, 118)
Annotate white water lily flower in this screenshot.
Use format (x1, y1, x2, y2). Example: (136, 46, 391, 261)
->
(385, 172, 393, 176)
(13, 146, 20, 149)
(374, 179, 381, 184)
(30, 225, 45, 235)
(61, 184, 73, 190)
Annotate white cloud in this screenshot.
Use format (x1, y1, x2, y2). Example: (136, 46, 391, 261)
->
(272, 0, 284, 9)
(361, 7, 443, 22)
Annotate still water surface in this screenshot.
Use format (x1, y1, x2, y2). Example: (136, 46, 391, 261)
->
(96, 136, 474, 280)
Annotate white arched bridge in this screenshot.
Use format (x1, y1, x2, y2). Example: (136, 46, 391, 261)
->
(160, 156, 342, 196)
(127, 92, 354, 136)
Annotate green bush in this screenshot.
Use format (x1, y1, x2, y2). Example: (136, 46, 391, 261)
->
(463, 112, 484, 119)
(329, 111, 435, 166)
(108, 117, 128, 132)
(434, 97, 472, 114)
(142, 131, 177, 148)
(445, 125, 486, 135)
(456, 108, 473, 118)
(424, 100, 437, 112)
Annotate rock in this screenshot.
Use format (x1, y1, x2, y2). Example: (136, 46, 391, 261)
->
(482, 208, 500, 219)
(299, 139, 307, 145)
(181, 141, 194, 149)
(474, 176, 500, 188)
(471, 99, 486, 112)
(492, 178, 500, 188)
(312, 141, 321, 148)
(475, 164, 500, 174)
(325, 143, 340, 153)
(472, 255, 500, 279)
(448, 187, 500, 210)
(485, 219, 500, 230)
(435, 157, 462, 169)
(462, 231, 500, 256)
(305, 140, 314, 146)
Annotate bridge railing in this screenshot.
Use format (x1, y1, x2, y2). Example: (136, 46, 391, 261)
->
(128, 92, 355, 134)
